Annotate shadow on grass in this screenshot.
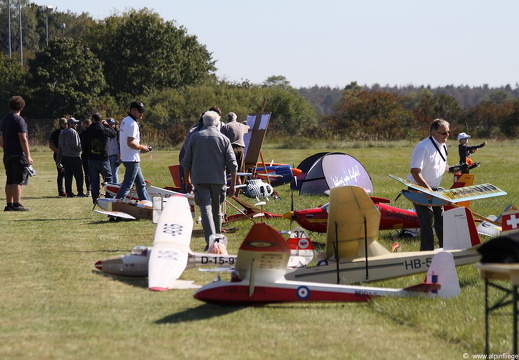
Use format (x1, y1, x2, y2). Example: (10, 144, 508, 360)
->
(92, 270, 148, 289)
(155, 304, 245, 324)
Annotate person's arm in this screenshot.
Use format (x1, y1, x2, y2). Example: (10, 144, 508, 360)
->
(126, 137, 150, 153)
(18, 132, 33, 165)
(0, 132, 3, 148)
(183, 168, 193, 192)
(410, 168, 431, 191)
(227, 170, 237, 197)
(49, 141, 58, 153)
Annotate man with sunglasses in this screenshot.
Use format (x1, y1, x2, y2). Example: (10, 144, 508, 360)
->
(115, 101, 151, 202)
(407, 118, 450, 251)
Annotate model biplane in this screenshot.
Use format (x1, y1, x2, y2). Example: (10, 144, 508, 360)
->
(283, 196, 419, 234)
(284, 185, 484, 284)
(224, 196, 283, 224)
(193, 222, 460, 306)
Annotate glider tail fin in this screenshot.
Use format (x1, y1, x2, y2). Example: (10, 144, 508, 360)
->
(443, 206, 481, 250)
(403, 251, 460, 298)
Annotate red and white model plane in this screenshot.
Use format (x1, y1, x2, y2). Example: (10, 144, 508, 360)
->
(193, 222, 460, 306)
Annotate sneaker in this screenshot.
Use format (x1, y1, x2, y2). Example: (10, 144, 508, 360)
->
(4, 205, 13, 211)
(11, 204, 29, 211)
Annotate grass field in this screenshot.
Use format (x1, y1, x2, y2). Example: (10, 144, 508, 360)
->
(1, 139, 518, 359)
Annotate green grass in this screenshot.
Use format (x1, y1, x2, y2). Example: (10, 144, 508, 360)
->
(1, 140, 518, 359)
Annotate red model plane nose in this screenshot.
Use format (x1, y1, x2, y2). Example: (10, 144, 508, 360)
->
(94, 260, 103, 271)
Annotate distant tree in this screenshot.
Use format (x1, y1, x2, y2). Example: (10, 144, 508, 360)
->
(27, 38, 106, 118)
(87, 9, 215, 97)
(324, 87, 414, 140)
(0, 54, 28, 110)
(263, 75, 291, 89)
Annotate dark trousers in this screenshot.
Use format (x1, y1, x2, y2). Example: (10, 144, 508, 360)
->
(413, 203, 444, 250)
(61, 156, 84, 196)
(54, 153, 65, 195)
(81, 155, 90, 191)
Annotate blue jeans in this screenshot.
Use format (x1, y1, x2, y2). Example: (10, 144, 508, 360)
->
(89, 159, 113, 203)
(115, 161, 150, 201)
(108, 155, 120, 183)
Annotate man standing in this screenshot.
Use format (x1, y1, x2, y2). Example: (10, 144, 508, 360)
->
(106, 119, 120, 183)
(49, 118, 67, 197)
(408, 118, 450, 251)
(0, 96, 33, 211)
(115, 101, 151, 201)
(58, 118, 86, 198)
(181, 110, 238, 249)
(221, 112, 250, 184)
(82, 113, 117, 204)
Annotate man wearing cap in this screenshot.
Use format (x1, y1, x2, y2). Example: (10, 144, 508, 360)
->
(82, 113, 117, 204)
(458, 132, 486, 173)
(49, 117, 67, 197)
(408, 118, 450, 251)
(181, 110, 237, 249)
(57, 117, 87, 198)
(115, 101, 151, 201)
(0, 96, 33, 211)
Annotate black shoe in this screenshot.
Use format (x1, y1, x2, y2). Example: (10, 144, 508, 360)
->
(4, 205, 13, 211)
(67, 194, 77, 198)
(59, 192, 67, 197)
(11, 204, 29, 211)
(77, 193, 88, 198)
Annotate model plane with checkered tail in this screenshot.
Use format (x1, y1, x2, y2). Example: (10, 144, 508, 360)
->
(193, 222, 460, 306)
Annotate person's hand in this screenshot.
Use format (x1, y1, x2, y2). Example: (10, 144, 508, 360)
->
(27, 156, 33, 165)
(227, 185, 236, 197)
(185, 182, 193, 193)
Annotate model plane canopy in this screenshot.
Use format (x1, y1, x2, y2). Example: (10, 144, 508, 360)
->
(326, 186, 388, 259)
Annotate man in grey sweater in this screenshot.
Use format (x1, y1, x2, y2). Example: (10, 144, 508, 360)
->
(181, 110, 238, 249)
(57, 118, 86, 197)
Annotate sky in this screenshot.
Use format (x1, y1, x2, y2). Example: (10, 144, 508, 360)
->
(33, 0, 519, 89)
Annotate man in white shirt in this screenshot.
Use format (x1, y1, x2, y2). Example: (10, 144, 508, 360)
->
(408, 118, 450, 251)
(115, 101, 151, 201)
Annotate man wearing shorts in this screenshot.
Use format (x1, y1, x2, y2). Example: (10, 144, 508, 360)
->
(0, 96, 33, 211)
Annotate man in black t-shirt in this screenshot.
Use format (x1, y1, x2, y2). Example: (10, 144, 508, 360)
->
(49, 118, 67, 196)
(0, 96, 33, 211)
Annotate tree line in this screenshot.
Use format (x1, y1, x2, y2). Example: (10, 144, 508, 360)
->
(1, 2, 518, 146)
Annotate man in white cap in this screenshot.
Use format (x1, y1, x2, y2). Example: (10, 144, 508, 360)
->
(457, 132, 487, 173)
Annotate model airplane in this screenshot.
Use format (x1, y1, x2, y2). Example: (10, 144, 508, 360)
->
(94, 198, 154, 221)
(284, 185, 483, 284)
(95, 228, 314, 279)
(283, 196, 419, 234)
(388, 174, 507, 203)
(193, 222, 460, 306)
(94, 196, 314, 286)
(100, 182, 195, 220)
(236, 179, 275, 199)
(224, 196, 283, 224)
(251, 163, 302, 187)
